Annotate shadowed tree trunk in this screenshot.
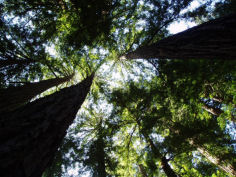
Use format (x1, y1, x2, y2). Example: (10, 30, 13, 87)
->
(138, 164, 148, 177)
(0, 73, 94, 177)
(147, 135, 179, 177)
(85, 124, 107, 177)
(96, 137, 107, 177)
(124, 14, 236, 60)
(160, 156, 180, 177)
(189, 139, 236, 177)
(0, 73, 74, 112)
(136, 119, 179, 177)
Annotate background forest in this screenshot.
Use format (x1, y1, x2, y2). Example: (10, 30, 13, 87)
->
(0, 0, 236, 177)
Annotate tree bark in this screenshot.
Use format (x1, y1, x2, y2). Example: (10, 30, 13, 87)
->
(161, 156, 180, 177)
(212, 97, 224, 103)
(148, 135, 178, 177)
(0, 73, 74, 112)
(138, 164, 148, 177)
(202, 103, 223, 116)
(189, 139, 236, 177)
(136, 119, 179, 177)
(124, 13, 236, 60)
(0, 74, 94, 177)
(96, 137, 107, 177)
(169, 125, 236, 176)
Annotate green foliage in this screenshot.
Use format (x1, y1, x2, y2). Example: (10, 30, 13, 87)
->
(1, 0, 236, 176)
(182, 0, 236, 23)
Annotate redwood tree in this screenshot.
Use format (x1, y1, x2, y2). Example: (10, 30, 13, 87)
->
(124, 14, 236, 60)
(136, 118, 179, 177)
(0, 73, 94, 177)
(0, 73, 74, 112)
(189, 138, 236, 177)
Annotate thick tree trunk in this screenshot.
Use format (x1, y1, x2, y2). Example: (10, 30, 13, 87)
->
(0, 74, 94, 177)
(0, 73, 74, 112)
(189, 139, 236, 177)
(0, 58, 34, 69)
(124, 14, 236, 60)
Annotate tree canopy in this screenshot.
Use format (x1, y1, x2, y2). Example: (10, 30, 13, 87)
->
(0, 0, 236, 176)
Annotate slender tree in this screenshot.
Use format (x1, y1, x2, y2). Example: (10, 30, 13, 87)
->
(0, 73, 74, 112)
(0, 73, 94, 177)
(189, 138, 236, 177)
(166, 121, 236, 176)
(84, 137, 107, 177)
(124, 14, 236, 60)
(138, 164, 148, 177)
(137, 122, 179, 177)
(202, 103, 223, 116)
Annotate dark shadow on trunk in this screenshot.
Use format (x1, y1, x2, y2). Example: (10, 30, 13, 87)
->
(0, 74, 74, 112)
(0, 74, 94, 177)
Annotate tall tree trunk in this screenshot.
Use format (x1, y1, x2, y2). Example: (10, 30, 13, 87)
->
(138, 164, 148, 177)
(189, 139, 236, 177)
(136, 119, 179, 177)
(147, 135, 179, 177)
(0, 58, 34, 69)
(161, 156, 180, 177)
(96, 137, 107, 177)
(0, 73, 74, 112)
(169, 125, 236, 176)
(0, 74, 94, 177)
(124, 14, 236, 60)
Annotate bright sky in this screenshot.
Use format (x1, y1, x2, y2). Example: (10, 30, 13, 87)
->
(65, 1, 202, 176)
(167, 0, 200, 34)
(168, 20, 196, 34)
(68, 1, 201, 176)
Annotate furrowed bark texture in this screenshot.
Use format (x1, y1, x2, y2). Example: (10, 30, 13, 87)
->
(126, 14, 236, 60)
(0, 74, 74, 112)
(0, 74, 94, 177)
(189, 139, 236, 177)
